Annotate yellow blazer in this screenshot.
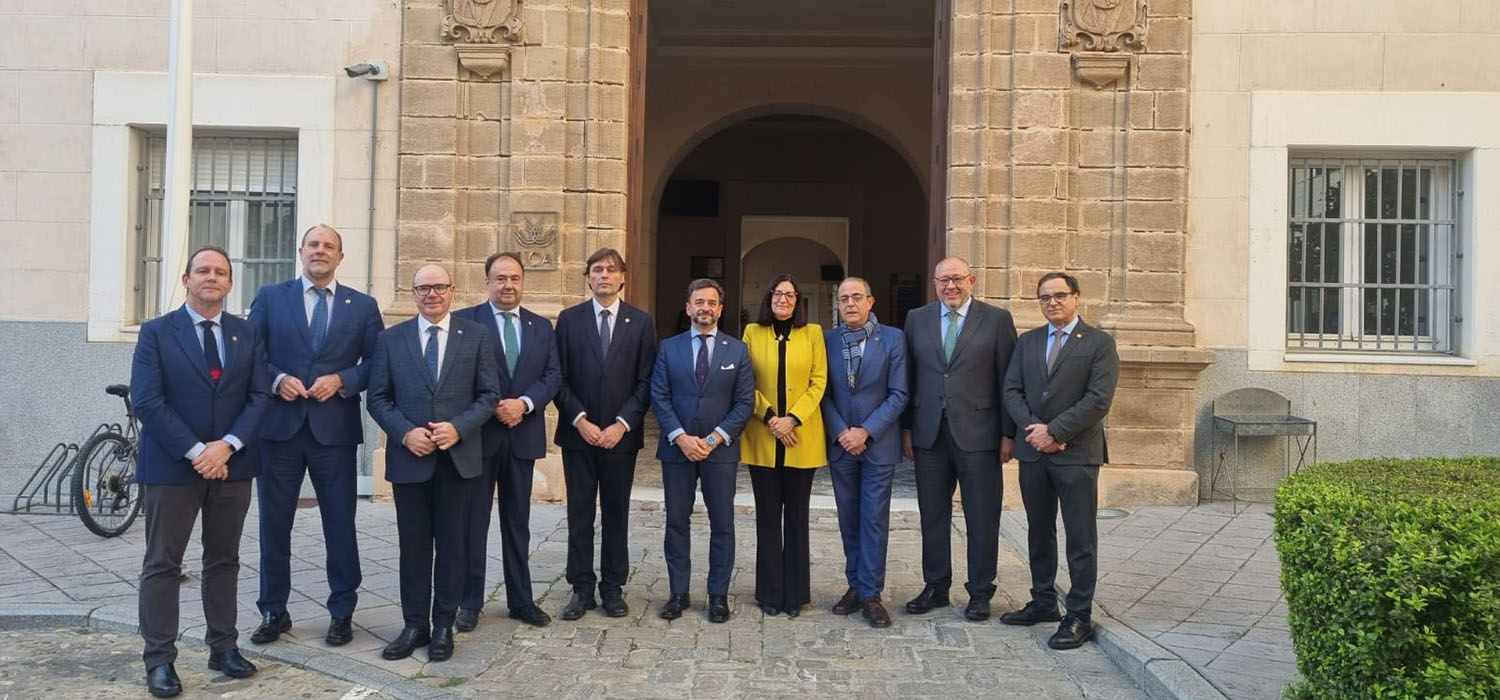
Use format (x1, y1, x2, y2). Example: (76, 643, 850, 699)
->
(741, 322, 828, 468)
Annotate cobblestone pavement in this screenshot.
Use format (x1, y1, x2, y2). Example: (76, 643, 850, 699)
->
(1006, 501, 1296, 700)
(0, 497, 1147, 699)
(0, 628, 389, 699)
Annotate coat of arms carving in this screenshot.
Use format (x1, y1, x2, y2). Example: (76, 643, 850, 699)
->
(443, 0, 524, 44)
(1060, 0, 1147, 53)
(511, 211, 559, 270)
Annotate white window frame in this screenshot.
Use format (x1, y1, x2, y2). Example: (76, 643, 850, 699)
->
(1246, 91, 1500, 373)
(1285, 154, 1459, 354)
(89, 72, 335, 341)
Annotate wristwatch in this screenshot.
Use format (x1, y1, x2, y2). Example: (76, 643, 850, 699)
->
(705, 434, 720, 448)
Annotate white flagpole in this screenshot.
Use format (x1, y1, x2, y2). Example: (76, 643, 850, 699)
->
(158, 0, 194, 315)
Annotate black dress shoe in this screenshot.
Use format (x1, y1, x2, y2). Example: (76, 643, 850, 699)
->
(659, 594, 690, 620)
(380, 627, 431, 660)
(601, 591, 629, 617)
(1000, 600, 1063, 627)
(206, 648, 257, 679)
(508, 604, 552, 628)
(862, 596, 892, 628)
(325, 616, 353, 646)
(904, 586, 950, 615)
(831, 587, 861, 616)
(964, 597, 991, 621)
(560, 591, 597, 621)
(758, 601, 780, 617)
(250, 610, 292, 644)
(454, 608, 480, 632)
(145, 663, 182, 698)
(707, 595, 730, 624)
(428, 627, 455, 662)
(1048, 614, 1095, 650)
(784, 604, 802, 619)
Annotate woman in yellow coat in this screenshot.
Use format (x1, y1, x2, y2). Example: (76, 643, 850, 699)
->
(741, 273, 828, 617)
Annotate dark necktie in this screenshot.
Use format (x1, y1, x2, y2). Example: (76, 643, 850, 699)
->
(598, 309, 612, 360)
(200, 320, 222, 382)
(695, 334, 711, 389)
(425, 326, 440, 382)
(310, 287, 330, 352)
(501, 311, 519, 375)
(1046, 329, 1065, 374)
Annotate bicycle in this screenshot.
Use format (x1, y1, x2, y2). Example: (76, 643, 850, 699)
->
(70, 384, 143, 537)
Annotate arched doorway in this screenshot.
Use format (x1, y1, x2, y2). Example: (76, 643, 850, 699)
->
(651, 114, 928, 338)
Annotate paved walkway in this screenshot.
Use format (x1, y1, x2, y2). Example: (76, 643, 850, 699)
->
(1005, 501, 1296, 700)
(0, 497, 1147, 699)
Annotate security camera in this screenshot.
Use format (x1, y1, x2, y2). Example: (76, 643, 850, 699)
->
(343, 60, 388, 81)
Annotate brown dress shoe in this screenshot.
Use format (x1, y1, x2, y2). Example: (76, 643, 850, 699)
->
(831, 588, 862, 615)
(861, 596, 892, 629)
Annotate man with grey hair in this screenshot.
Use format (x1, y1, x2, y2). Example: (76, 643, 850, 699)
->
(822, 276, 908, 628)
(650, 278, 754, 623)
(367, 264, 500, 662)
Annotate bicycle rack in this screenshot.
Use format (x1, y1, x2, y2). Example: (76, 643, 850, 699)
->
(9, 423, 120, 515)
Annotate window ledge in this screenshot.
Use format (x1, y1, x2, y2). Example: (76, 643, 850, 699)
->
(1283, 351, 1476, 367)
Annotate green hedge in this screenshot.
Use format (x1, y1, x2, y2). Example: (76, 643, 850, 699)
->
(1274, 457, 1500, 699)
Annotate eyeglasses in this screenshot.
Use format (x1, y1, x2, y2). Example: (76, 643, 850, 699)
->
(934, 276, 969, 288)
(1037, 292, 1075, 304)
(837, 293, 869, 304)
(414, 284, 453, 297)
(770, 291, 798, 300)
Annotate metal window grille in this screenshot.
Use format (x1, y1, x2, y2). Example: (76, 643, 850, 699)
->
(1286, 156, 1461, 353)
(135, 134, 299, 320)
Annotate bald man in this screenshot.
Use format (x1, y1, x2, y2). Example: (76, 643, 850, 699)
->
(367, 265, 500, 662)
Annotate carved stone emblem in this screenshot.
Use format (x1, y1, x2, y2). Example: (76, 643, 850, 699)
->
(442, 0, 524, 44)
(511, 211, 559, 270)
(1060, 0, 1147, 53)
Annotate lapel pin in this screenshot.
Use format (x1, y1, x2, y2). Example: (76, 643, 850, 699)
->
(625, 318, 631, 323)
(345, 298, 351, 304)
(457, 329, 464, 335)
(1076, 333, 1083, 339)
(230, 335, 238, 342)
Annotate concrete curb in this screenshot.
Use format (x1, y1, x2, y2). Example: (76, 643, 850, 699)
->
(998, 522, 1229, 700)
(0, 605, 453, 700)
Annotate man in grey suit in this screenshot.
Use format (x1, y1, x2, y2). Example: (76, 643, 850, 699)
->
(1000, 271, 1119, 650)
(367, 264, 500, 662)
(901, 256, 1017, 622)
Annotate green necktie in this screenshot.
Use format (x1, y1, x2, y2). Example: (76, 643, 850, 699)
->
(501, 311, 519, 375)
(943, 310, 959, 362)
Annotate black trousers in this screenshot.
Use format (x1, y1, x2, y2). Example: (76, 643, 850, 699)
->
(748, 465, 815, 610)
(913, 416, 1002, 600)
(257, 423, 361, 620)
(1019, 457, 1100, 619)
(461, 433, 539, 612)
(139, 479, 252, 669)
(391, 452, 473, 630)
(562, 448, 638, 596)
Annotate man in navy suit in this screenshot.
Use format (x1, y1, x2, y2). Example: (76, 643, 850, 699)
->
(553, 247, 657, 620)
(650, 278, 755, 623)
(131, 245, 271, 697)
(1000, 272, 1119, 650)
(454, 252, 561, 630)
(821, 277, 909, 628)
(247, 225, 383, 648)
(366, 264, 500, 662)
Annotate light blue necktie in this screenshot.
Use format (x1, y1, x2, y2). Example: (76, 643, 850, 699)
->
(310, 287, 330, 352)
(425, 326, 440, 382)
(501, 311, 519, 375)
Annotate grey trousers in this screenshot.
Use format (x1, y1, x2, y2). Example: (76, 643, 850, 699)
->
(139, 479, 252, 669)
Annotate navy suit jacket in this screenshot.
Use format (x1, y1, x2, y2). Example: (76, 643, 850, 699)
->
(821, 324, 910, 466)
(1003, 318, 1119, 465)
(248, 279, 383, 445)
(552, 299, 656, 453)
(457, 302, 561, 461)
(130, 306, 271, 484)
(650, 329, 755, 464)
(366, 315, 501, 483)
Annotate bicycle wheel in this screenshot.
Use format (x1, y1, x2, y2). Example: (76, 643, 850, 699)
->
(71, 432, 142, 537)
